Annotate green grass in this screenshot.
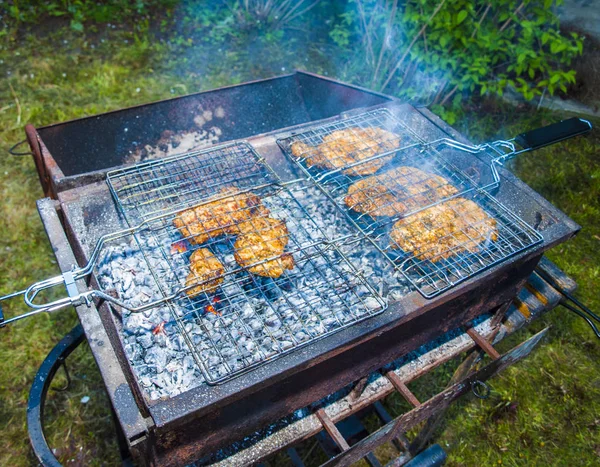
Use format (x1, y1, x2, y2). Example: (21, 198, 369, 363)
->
(0, 14, 599, 467)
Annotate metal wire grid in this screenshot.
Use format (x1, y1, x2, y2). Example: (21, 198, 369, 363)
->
(277, 109, 490, 234)
(276, 109, 543, 298)
(384, 192, 543, 297)
(106, 143, 386, 384)
(138, 186, 385, 383)
(107, 142, 276, 222)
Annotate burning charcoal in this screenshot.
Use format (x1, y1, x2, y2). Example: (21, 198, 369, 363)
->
(125, 313, 154, 333)
(170, 335, 185, 352)
(295, 331, 310, 342)
(248, 319, 262, 333)
(207, 355, 221, 367)
(322, 317, 338, 330)
(124, 343, 143, 361)
(220, 346, 236, 359)
(151, 374, 167, 389)
(363, 296, 383, 311)
(182, 372, 198, 388)
(221, 316, 233, 327)
(279, 340, 294, 350)
(265, 316, 282, 331)
(139, 376, 152, 388)
(210, 332, 223, 344)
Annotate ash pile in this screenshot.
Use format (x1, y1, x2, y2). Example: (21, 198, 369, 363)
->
(96, 184, 410, 400)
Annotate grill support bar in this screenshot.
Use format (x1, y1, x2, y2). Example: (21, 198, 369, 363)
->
(321, 328, 547, 467)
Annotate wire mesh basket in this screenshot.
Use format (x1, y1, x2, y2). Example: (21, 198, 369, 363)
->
(106, 142, 387, 383)
(277, 109, 545, 298)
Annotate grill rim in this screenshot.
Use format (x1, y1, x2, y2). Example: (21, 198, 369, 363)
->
(36, 100, 580, 465)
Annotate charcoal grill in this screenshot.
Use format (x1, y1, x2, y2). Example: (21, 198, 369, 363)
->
(0, 72, 592, 466)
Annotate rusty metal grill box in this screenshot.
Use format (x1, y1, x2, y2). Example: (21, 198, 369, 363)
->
(27, 72, 391, 196)
(16, 71, 582, 465)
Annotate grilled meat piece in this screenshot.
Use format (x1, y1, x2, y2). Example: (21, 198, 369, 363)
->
(344, 166, 459, 218)
(290, 127, 401, 176)
(185, 248, 225, 297)
(173, 188, 269, 245)
(234, 216, 295, 278)
(390, 198, 498, 262)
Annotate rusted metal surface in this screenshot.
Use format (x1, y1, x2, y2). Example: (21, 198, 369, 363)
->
(408, 303, 510, 456)
(322, 328, 548, 467)
(46, 101, 569, 466)
(208, 262, 574, 466)
(25, 125, 48, 197)
(466, 328, 501, 360)
(27, 72, 393, 196)
(385, 372, 421, 408)
(49, 168, 565, 465)
(35, 199, 151, 465)
(316, 408, 351, 451)
(349, 376, 370, 402)
(24, 74, 581, 465)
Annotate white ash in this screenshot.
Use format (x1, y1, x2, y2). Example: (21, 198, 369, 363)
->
(96, 242, 206, 401)
(96, 183, 411, 400)
(124, 105, 226, 164)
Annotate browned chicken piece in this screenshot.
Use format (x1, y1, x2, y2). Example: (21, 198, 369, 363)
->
(344, 166, 459, 218)
(173, 188, 269, 245)
(233, 216, 295, 278)
(390, 198, 498, 262)
(185, 248, 225, 297)
(290, 127, 401, 176)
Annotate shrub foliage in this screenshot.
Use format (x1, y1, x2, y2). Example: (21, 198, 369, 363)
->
(330, 0, 582, 121)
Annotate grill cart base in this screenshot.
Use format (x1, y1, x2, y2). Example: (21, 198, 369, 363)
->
(27, 257, 574, 466)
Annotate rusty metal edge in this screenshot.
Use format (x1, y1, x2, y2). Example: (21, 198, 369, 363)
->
(322, 328, 549, 467)
(35, 198, 152, 459)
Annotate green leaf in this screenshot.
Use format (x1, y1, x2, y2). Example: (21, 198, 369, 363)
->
(456, 10, 468, 25)
(70, 20, 84, 32)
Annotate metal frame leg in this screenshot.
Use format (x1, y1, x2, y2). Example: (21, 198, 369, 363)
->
(26, 324, 133, 467)
(27, 324, 85, 467)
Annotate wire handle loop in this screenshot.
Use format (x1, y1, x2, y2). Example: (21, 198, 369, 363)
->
(8, 139, 33, 156)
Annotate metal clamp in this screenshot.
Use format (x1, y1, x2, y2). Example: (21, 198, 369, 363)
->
(0, 266, 96, 327)
(470, 380, 491, 399)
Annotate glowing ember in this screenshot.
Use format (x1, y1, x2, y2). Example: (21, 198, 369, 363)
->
(152, 321, 167, 335)
(170, 241, 187, 255)
(204, 304, 221, 316)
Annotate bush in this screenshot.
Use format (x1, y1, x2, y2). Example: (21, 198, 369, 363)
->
(330, 0, 582, 122)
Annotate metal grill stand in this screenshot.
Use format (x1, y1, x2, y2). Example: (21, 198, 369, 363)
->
(26, 257, 573, 466)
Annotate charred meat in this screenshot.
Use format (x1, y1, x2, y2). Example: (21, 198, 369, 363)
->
(234, 216, 295, 278)
(344, 166, 458, 218)
(390, 198, 498, 261)
(185, 248, 226, 297)
(173, 188, 269, 245)
(290, 127, 401, 176)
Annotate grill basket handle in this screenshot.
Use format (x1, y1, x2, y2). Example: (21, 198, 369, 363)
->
(515, 117, 592, 151)
(0, 269, 94, 327)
